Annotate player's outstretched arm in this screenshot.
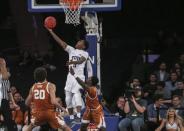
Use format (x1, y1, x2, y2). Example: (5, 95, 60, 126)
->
(46, 28, 67, 49)
(86, 59, 93, 77)
(69, 67, 88, 89)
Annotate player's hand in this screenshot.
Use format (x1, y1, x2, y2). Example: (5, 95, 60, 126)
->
(45, 26, 52, 32)
(69, 67, 75, 75)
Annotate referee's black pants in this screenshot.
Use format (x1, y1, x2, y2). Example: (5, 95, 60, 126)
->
(1, 99, 17, 131)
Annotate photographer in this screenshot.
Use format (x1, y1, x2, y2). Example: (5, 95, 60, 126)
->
(118, 86, 147, 131)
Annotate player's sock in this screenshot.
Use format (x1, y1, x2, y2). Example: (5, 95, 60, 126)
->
(69, 115, 74, 120)
(76, 112, 81, 118)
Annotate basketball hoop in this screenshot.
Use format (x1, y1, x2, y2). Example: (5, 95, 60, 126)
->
(59, 0, 83, 26)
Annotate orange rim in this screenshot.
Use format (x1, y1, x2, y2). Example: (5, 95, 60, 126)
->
(62, 0, 83, 10)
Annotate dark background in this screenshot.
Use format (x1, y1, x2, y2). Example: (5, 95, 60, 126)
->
(1, 0, 184, 104)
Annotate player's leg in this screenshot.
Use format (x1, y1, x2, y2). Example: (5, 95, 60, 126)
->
(24, 111, 45, 131)
(73, 92, 83, 120)
(47, 111, 71, 131)
(23, 113, 40, 131)
(65, 91, 74, 120)
(92, 109, 106, 131)
(80, 110, 90, 131)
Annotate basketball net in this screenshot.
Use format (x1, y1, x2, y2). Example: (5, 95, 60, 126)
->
(59, 0, 83, 26)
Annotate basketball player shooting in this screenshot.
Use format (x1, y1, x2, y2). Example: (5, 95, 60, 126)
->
(70, 67, 106, 131)
(46, 27, 90, 122)
(24, 67, 71, 131)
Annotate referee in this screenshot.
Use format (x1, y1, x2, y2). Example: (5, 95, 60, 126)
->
(0, 57, 18, 131)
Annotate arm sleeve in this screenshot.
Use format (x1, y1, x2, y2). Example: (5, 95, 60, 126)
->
(86, 59, 93, 77)
(64, 45, 75, 54)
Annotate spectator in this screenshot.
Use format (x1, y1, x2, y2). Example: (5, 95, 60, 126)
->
(12, 91, 25, 131)
(9, 100, 24, 131)
(14, 92, 24, 103)
(172, 80, 184, 96)
(128, 77, 142, 90)
(164, 72, 178, 99)
(118, 86, 147, 131)
(154, 81, 165, 98)
(10, 86, 18, 95)
(144, 94, 167, 131)
(175, 68, 182, 80)
(143, 73, 158, 104)
(170, 69, 182, 81)
(155, 107, 183, 131)
(154, 62, 169, 82)
(171, 95, 184, 119)
(13, 92, 27, 114)
(110, 96, 126, 119)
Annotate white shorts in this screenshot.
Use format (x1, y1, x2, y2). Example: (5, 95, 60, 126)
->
(65, 91, 83, 108)
(64, 73, 85, 93)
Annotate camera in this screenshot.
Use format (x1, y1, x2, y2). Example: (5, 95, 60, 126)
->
(124, 87, 142, 99)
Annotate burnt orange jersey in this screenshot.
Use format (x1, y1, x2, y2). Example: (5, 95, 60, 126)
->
(32, 81, 55, 111)
(86, 87, 100, 109)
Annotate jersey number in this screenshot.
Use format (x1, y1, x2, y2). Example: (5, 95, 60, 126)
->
(34, 90, 45, 99)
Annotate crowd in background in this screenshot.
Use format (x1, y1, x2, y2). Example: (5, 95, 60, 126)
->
(109, 53, 184, 131)
(1, 50, 184, 131)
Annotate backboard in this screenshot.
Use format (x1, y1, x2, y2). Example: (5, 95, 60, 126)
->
(28, 0, 122, 12)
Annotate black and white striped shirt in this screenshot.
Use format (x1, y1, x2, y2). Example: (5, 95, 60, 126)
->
(0, 74, 10, 100)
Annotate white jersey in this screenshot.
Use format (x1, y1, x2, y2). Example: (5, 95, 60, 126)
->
(65, 45, 89, 77)
(64, 45, 89, 93)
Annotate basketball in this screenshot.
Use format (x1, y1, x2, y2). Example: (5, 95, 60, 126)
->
(44, 16, 56, 29)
